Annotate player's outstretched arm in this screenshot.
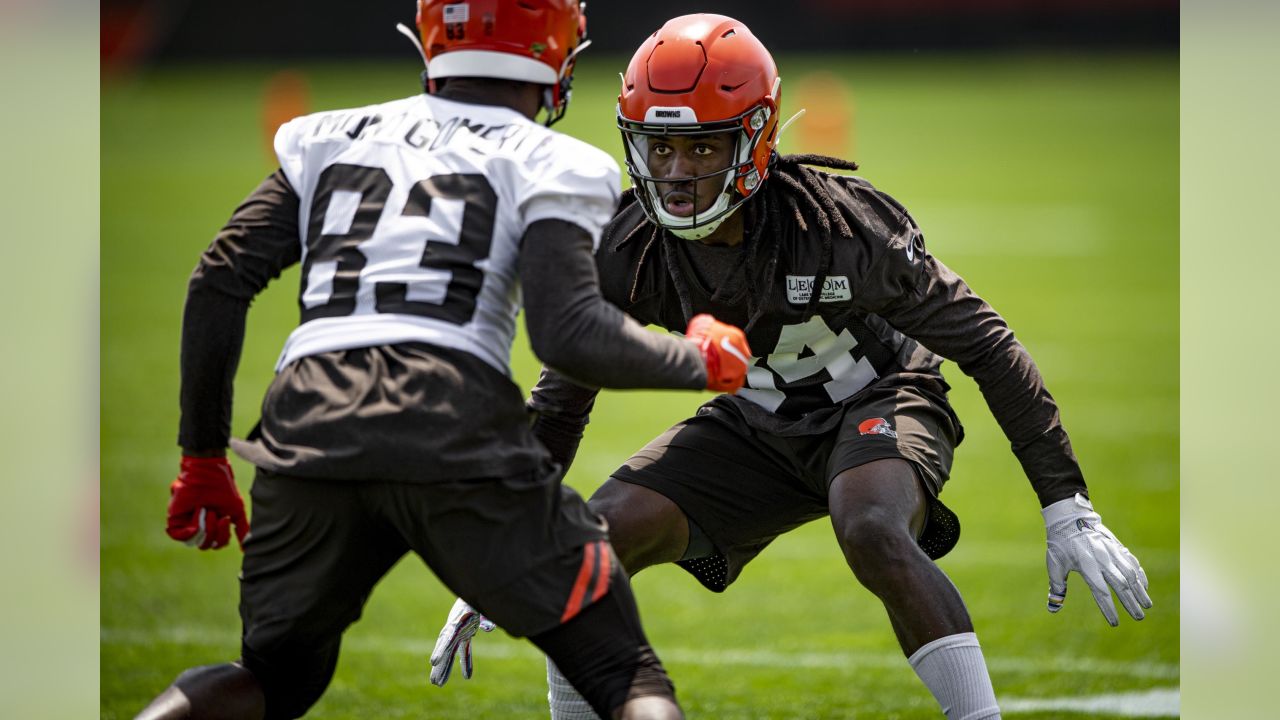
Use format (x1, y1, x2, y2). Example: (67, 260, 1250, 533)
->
(429, 598, 496, 687)
(1043, 493, 1152, 626)
(522, 310, 751, 477)
(519, 219, 749, 393)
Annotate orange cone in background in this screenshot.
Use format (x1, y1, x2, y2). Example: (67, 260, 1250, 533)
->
(789, 71, 856, 162)
(101, 3, 158, 80)
(262, 70, 310, 166)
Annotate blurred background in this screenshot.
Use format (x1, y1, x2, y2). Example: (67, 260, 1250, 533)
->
(101, 0, 1177, 63)
(94, 1, 1186, 718)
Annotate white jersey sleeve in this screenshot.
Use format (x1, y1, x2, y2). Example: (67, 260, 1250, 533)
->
(518, 138, 620, 250)
(268, 94, 621, 377)
(273, 116, 309, 195)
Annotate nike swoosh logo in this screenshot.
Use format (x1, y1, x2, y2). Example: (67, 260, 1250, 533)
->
(719, 337, 751, 366)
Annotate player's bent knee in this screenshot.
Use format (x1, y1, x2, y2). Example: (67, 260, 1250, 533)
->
(588, 481, 687, 573)
(836, 509, 922, 575)
(136, 662, 265, 720)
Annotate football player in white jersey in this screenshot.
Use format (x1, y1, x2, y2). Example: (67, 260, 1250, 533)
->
(135, 3, 753, 719)
(431, 14, 1153, 720)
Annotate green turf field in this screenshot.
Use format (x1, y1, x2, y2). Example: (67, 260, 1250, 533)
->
(101, 54, 1178, 718)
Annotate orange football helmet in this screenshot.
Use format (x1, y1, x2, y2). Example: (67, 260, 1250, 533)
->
(618, 14, 781, 239)
(416, 0, 589, 125)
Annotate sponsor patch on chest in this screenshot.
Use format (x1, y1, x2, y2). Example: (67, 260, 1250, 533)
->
(785, 275, 852, 304)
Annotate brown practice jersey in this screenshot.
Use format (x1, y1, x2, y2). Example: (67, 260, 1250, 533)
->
(555, 171, 1087, 506)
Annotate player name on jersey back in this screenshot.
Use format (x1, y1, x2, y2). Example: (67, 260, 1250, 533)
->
(272, 94, 621, 376)
(300, 101, 557, 159)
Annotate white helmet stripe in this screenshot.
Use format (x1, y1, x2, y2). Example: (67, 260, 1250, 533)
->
(427, 50, 559, 84)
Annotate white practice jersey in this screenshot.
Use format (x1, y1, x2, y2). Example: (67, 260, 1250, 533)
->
(272, 94, 621, 375)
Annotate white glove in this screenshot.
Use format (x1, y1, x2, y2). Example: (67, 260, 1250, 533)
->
(429, 598, 496, 687)
(1043, 493, 1152, 626)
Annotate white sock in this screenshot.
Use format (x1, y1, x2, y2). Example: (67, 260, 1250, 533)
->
(908, 632, 1001, 720)
(547, 659, 600, 720)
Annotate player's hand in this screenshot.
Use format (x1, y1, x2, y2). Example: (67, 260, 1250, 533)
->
(166, 455, 250, 551)
(1043, 493, 1151, 626)
(429, 598, 496, 687)
(685, 313, 752, 394)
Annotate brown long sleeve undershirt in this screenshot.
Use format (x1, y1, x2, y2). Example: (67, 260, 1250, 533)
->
(519, 220, 704, 391)
(179, 170, 300, 451)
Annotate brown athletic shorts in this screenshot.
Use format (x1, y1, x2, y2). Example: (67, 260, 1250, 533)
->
(610, 381, 963, 592)
(238, 467, 611, 718)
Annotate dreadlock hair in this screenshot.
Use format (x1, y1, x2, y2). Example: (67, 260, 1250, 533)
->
(616, 153, 862, 332)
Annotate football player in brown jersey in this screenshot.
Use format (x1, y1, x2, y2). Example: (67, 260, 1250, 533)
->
(433, 13, 1151, 720)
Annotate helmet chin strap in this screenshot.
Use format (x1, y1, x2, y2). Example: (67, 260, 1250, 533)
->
(660, 191, 739, 240)
(650, 165, 742, 240)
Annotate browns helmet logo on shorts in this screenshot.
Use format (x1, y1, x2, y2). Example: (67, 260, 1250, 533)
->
(857, 417, 898, 438)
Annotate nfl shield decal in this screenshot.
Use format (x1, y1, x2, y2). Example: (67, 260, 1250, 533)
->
(858, 417, 898, 438)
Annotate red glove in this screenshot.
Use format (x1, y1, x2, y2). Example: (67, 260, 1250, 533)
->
(167, 455, 250, 551)
(685, 313, 752, 394)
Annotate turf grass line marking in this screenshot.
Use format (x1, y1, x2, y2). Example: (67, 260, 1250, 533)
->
(102, 626, 1178, 680)
(1001, 687, 1179, 717)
